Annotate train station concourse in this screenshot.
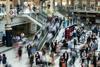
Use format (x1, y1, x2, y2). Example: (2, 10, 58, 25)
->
(0, 0, 100, 67)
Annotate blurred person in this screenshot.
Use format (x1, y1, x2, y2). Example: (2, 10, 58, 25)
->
(92, 53, 97, 67)
(63, 51, 69, 67)
(98, 52, 100, 61)
(35, 52, 40, 65)
(50, 52, 55, 65)
(18, 46, 22, 60)
(77, 29, 81, 43)
(0, 54, 2, 64)
(59, 56, 66, 67)
(27, 45, 32, 58)
(71, 50, 77, 66)
(2, 54, 7, 66)
(81, 50, 86, 65)
(29, 55, 34, 67)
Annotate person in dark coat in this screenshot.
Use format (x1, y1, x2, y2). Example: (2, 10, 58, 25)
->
(92, 54, 97, 67)
(18, 46, 22, 60)
(0, 54, 2, 64)
(77, 29, 80, 43)
(62, 39, 68, 48)
(98, 53, 100, 61)
(35, 52, 40, 65)
(2, 54, 7, 66)
(87, 36, 91, 43)
(27, 45, 32, 58)
(63, 51, 69, 67)
(29, 55, 34, 67)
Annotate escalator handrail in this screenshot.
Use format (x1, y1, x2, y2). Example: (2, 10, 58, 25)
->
(39, 22, 63, 51)
(32, 28, 42, 41)
(38, 30, 48, 50)
(20, 13, 47, 25)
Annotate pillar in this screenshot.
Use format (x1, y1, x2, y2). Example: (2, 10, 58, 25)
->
(95, 0, 97, 11)
(71, 0, 74, 7)
(53, 0, 55, 11)
(20, 0, 26, 6)
(12, 0, 20, 6)
(66, 0, 69, 9)
(18, 0, 21, 5)
(50, 0, 54, 12)
(5, 0, 12, 47)
(60, 0, 62, 7)
(79, 0, 82, 9)
(87, 0, 90, 10)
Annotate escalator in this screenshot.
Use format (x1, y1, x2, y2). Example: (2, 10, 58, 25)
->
(38, 22, 63, 51)
(17, 12, 48, 28)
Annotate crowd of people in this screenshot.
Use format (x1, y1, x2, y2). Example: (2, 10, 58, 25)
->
(39, 24, 100, 67)
(0, 2, 100, 66)
(25, 16, 63, 67)
(60, 25, 100, 67)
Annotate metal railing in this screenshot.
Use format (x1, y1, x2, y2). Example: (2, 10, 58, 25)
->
(18, 12, 47, 25)
(39, 22, 63, 51)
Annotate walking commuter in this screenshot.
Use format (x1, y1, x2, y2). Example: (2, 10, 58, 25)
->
(35, 52, 40, 65)
(92, 54, 97, 67)
(29, 55, 34, 67)
(77, 29, 81, 43)
(63, 51, 69, 67)
(51, 42, 55, 52)
(59, 56, 66, 67)
(2, 54, 7, 66)
(0, 54, 2, 64)
(27, 45, 32, 58)
(18, 46, 22, 60)
(98, 52, 100, 61)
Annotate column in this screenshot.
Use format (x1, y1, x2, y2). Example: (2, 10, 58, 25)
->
(95, 0, 98, 11)
(53, 0, 55, 11)
(20, 0, 26, 5)
(50, 0, 54, 12)
(75, 0, 79, 10)
(5, 0, 12, 47)
(18, 0, 21, 5)
(66, 0, 69, 9)
(87, 0, 90, 10)
(79, 0, 82, 10)
(60, 0, 62, 7)
(71, 0, 74, 7)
